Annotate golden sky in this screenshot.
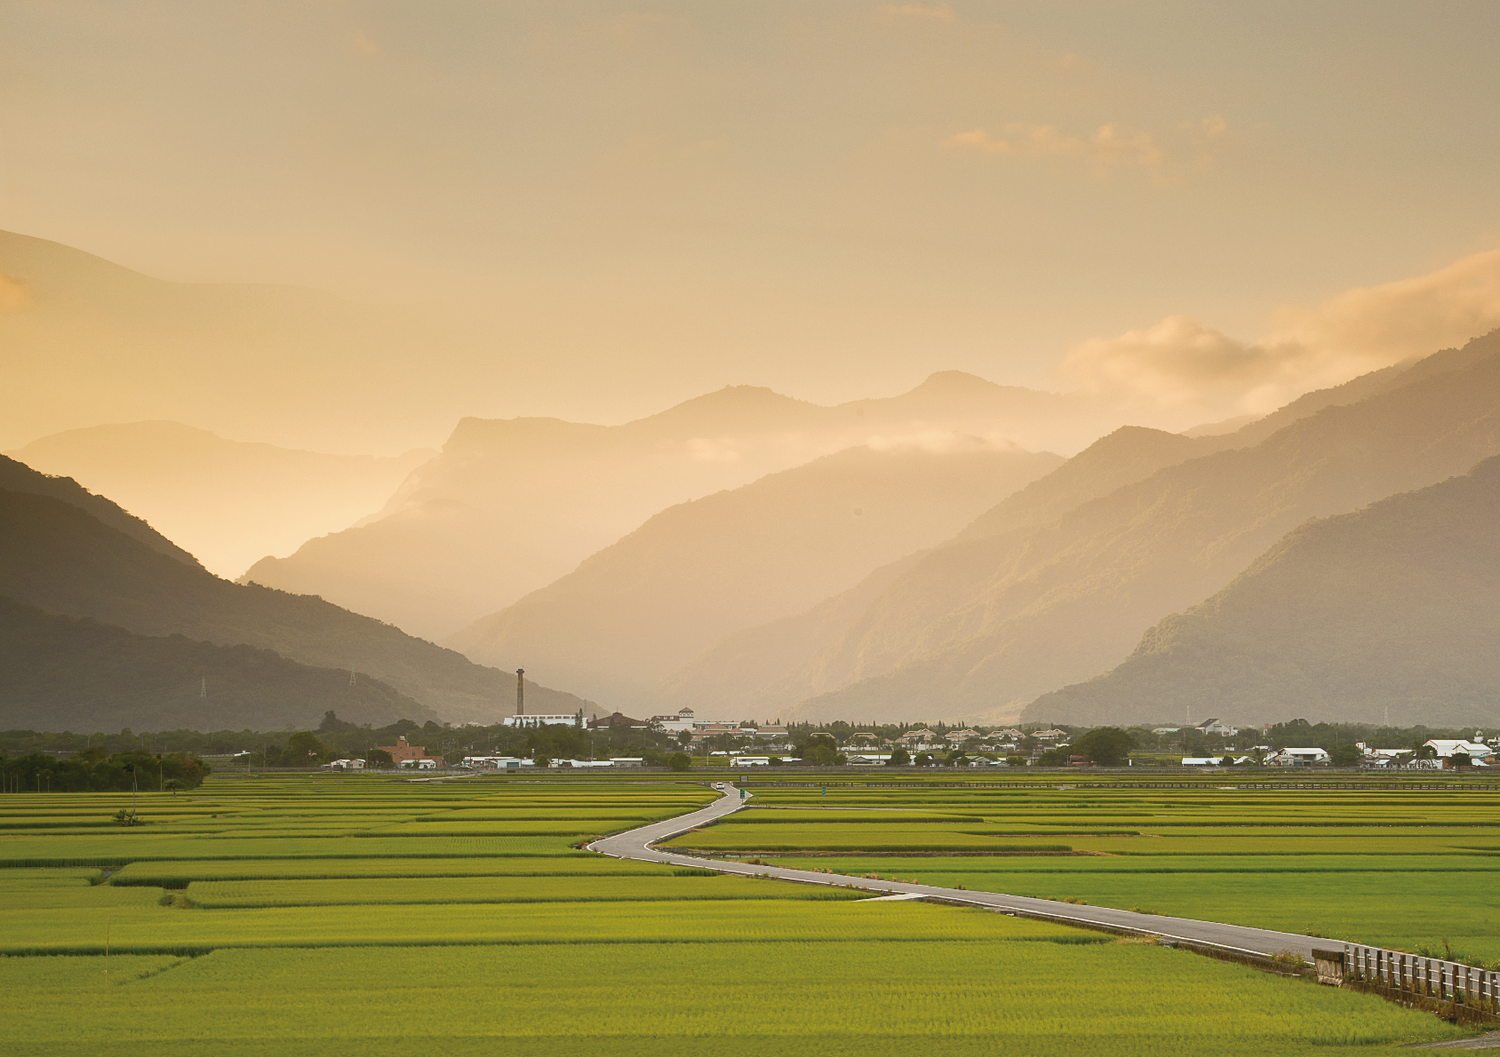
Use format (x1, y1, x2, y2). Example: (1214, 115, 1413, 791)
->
(3, 1, 1500, 452)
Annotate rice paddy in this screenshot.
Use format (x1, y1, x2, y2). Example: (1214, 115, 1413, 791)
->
(0, 771, 1486, 1054)
(668, 776, 1500, 962)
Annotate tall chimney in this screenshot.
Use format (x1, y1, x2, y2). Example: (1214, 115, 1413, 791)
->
(516, 668, 525, 716)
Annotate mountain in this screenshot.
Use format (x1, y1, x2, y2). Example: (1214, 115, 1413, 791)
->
(1028, 454, 1500, 728)
(243, 373, 1104, 639)
(444, 442, 1063, 708)
(0, 229, 453, 457)
(0, 595, 428, 733)
(0, 454, 198, 567)
(652, 425, 1216, 717)
(8, 421, 433, 579)
(0, 481, 593, 725)
(660, 331, 1500, 725)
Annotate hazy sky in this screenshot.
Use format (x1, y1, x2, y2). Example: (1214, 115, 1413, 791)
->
(3, 1, 1500, 446)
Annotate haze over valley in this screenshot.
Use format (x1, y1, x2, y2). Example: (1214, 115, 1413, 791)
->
(4, 3, 1500, 736)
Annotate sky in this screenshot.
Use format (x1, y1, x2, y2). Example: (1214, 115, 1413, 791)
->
(3, 0, 1500, 450)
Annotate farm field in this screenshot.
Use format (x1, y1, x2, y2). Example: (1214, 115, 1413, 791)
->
(664, 777, 1500, 963)
(0, 772, 1482, 1054)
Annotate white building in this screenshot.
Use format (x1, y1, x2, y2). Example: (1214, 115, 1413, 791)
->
(1195, 718, 1238, 737)
(399, 758, 439, 770)
(1422, 740, 1494, 766)
(648, 708, 696, 734)
(503, 712, 583, 729)
(459, 756, 531, 770)
(1266, 747, 1331, 767)
(730, 756, 773, 767)
(325, 758, 365, 770)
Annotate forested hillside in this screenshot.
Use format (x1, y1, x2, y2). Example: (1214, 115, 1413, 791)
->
(0, 595, 431, 732)
(0, 483, 592, 725)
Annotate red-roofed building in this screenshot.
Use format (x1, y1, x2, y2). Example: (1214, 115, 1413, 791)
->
(373, 735, 443, 768)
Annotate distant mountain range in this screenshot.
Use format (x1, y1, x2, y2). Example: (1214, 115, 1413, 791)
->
(243, 372, 1105, 639)
(7, 421, 432, 579)
(654, 331, 1500, 726)
(444, 441, 1063, 707)
(0, 455, 593, 731)
(1028, 453, 1500, 729)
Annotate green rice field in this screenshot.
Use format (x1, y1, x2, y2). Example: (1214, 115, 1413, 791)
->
(1, 771, 1487, 1054)
(666, 776, 1500, 963)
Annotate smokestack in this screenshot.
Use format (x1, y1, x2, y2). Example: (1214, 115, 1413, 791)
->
(516, 669, 525, 716)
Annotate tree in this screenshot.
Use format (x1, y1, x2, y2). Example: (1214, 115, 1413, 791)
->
(668, 752, 691, 772)
(888, 747, 910, 767)
(1450, 750, 1472, 770)
(914, 753, 933, 768)
(533, 754, 551, 768)
(1072, 727, 1136, 767)
(163, 778, 186, 796)
(1036, 747, 1070, 767)
(286, 731, 327, 765)
(367, 749, 394, 769)
(1328, 744, 1362, 768)
(1005, 755, 1027, 768)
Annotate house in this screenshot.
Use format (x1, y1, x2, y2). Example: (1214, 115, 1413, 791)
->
(1152, 727, 1181, 735)
(1032, 729, 1069, 742)
(398, 758, 438, 770)
(1266, 747, 1330, 767)
(730, 756, 773, 766)
(845, 753, 892, 766)
(1195, 718, 1238, 737)
(325, 758, 365, 770)
(589, 712, 647, 730)
(374, 735, 443, 768)
(608, 757, 645, 768)
(1422, 740, 1495, 767)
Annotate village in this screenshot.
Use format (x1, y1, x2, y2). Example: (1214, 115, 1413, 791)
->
(314, 710, 1497, 772)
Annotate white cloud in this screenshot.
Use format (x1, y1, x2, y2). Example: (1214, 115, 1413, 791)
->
(1058, 248, 1500, 418)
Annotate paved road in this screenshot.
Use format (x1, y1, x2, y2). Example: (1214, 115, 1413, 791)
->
(588, 784, 1328, 962)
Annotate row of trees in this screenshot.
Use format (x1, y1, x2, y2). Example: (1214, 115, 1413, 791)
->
(0, 748, 210, 793)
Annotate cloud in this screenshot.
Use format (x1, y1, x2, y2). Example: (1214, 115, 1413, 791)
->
(1058, 248, 1500, 417)
(865, 431, 1021, 455)
(945, 122, 1166, 179)
(876, 3, 957, 23)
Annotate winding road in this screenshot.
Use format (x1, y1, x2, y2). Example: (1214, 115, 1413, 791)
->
(588, 784, 1328, 962)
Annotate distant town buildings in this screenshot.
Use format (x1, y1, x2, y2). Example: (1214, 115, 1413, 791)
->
(503, 711, 584, 729)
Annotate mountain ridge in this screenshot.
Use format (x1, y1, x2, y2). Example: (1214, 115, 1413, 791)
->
(1026, 453, 1500, 728)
